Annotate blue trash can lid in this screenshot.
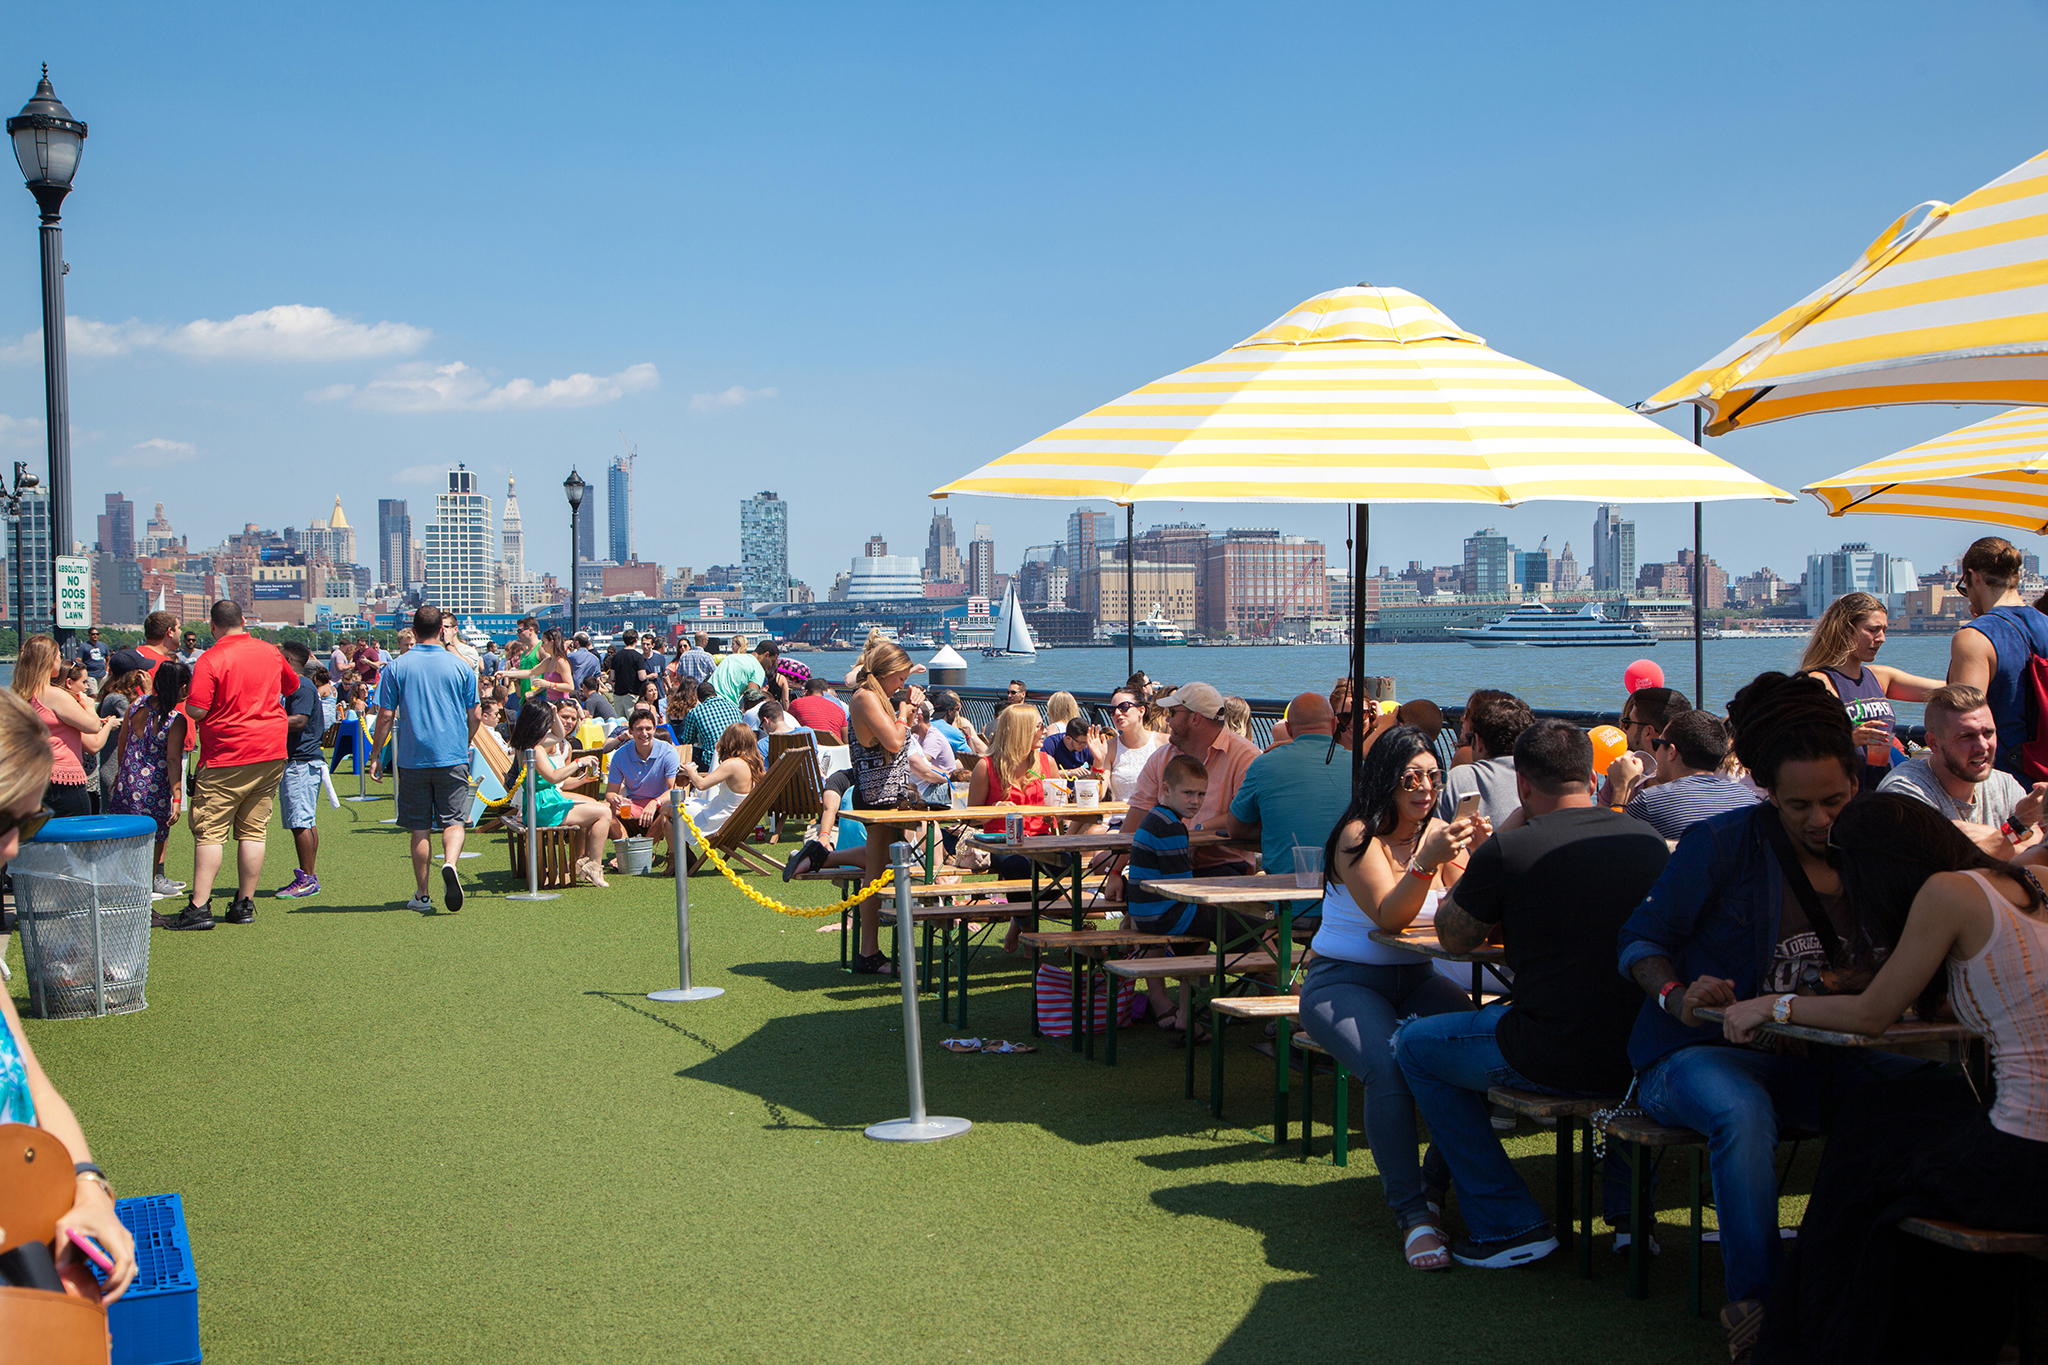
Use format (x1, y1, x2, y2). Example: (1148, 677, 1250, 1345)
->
(32, 814, 159, 842)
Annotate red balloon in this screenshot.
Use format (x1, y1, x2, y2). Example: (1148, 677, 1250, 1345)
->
(1624, 659, 1664, 693)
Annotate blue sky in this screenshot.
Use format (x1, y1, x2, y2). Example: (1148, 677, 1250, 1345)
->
(3, 1, 2047, 592)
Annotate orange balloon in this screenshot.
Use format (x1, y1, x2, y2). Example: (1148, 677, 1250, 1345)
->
(1589, 725, 1629, 775)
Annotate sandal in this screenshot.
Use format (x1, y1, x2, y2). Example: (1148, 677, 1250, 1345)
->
(784, 839, 831, 883)
(851, 951, 895, 976)
(574, 857, 611, 888)
(1404, 1223, 1452, 1272)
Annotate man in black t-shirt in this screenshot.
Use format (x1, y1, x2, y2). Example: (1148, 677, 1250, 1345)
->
(1393, 719, 1670, 1270)
(608, 630, 650, 707)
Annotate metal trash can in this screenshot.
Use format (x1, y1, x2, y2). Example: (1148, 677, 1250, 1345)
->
(10, 814, 156, 1019)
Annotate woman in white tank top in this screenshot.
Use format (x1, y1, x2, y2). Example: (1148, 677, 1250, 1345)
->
(1719, 794, 2048, 1363)
(1296, 725, 1492, 1273)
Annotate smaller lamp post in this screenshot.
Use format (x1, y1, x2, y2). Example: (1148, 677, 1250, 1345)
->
(2, 462, 39, 650)
(564, 468, 587, 640)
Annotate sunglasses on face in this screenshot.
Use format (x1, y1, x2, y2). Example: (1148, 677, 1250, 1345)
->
(0, 807, 54, 842)
(1651, 736, 1674, 751)
(1397, 769, 1445, 791)
(1111, 701, 1142, 713)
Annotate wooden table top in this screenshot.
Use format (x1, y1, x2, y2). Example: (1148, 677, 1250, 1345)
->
(1366, 927, 1506, 963)
(973, 829, 1246, 857)
(1692, 1005, 1981, 1048)
(1132, 874, 1327, 906)
(841, 802, 1127, 827)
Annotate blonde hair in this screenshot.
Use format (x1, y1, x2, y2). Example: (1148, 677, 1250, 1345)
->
(1218, 695, 1253, 739)
(10, 635, 59, 700)
(989, 704, 1043, 791)
(0, 687, 53, 811)
(1046, 691, 1080, 726)
(854, 638, 914, 701)
(1798, 592, 1886, 674)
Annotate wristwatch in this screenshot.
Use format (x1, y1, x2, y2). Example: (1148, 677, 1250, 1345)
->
(1772, 994, 1797, 1025)
(2005, 818, 2032, 845)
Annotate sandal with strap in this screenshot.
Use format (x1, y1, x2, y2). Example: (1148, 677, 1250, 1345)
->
(1404, 1223, 1452, 1272)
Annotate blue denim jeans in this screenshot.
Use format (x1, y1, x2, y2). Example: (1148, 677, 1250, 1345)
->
(1637, 1042, 1926, 1304)
(1298, 958, 1473, 1228)
(1394, 1002, 1631, 1244)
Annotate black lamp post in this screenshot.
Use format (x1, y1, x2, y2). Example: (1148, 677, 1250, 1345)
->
(564, 468, 587, 639)
(7, 67, 85, 645)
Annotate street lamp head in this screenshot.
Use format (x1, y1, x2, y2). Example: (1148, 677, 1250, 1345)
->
(564, 468, 587, 510)
(7, 66, 86, 220)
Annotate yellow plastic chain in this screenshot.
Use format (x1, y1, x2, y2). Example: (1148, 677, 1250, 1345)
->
(671, 804, 894, 917)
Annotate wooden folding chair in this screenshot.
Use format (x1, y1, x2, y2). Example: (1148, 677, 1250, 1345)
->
(765, 731, 825, 840)
(684, 751, 808, 877)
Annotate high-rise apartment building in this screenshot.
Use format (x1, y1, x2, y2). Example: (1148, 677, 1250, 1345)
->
(1462, 527, 1513, 595)
(608, 456, 632, 566)
(501, 477, 525, 583)
(4, 490, 53, 630)
(377, 499, 413, 589)
(1065, 507, 1116, 603)
(422, 465, 494, 613)
(97, 493, 134, 560)
(925, 509, 959, 583)
(1592, 505, 1636, 592)
(1200, 529, 1327, 638)
(575, 491, 596, 566)
(1803, 543, 1905, 616)
(741, 491, 789, 607)
(295, 497, 356, 567)
(865, 534, 888, 558)
(966, 523, 996, 599)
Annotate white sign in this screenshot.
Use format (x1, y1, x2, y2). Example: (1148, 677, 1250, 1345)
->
(54, 555, 90, 629)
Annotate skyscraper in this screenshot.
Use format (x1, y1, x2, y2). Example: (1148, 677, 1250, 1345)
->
(377, 499, 412, 589)
(575, 493, 597, 566)
(966, 523, 996, 599)
(1592, 505, 1636, 592)
(607, 455, 632, 566)
(5, 490, 53, 631)
(1462, 527, 1513, 595)
(501, 477, 525, 583)
(865, 534, 889, 558)
(741, 491, 789, 607)
(1065, 507, 1116, 598)
(422, 465, 494, 613)
(925, 509, 959, 583)
(96, 493, 134, 560)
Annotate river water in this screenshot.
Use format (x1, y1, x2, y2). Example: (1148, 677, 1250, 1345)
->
(802, 635, 1959, 721)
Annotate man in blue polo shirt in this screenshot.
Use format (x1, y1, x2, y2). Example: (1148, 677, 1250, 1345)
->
(1225, 692, 1350, 881)
(369, 605, 482, 913)
(606, 706, 682, 865)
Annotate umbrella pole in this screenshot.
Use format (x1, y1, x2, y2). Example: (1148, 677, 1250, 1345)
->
(1693, 407, 1706, 709)
(1126, 503, 1135, 682)
(1351, 503, 1368, 792)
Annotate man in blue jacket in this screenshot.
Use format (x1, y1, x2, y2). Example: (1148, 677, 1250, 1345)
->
(1616, 673, 1923, 1360)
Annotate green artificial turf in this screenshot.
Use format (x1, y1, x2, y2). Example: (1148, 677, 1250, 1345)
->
(10, 788, 1750, 1363)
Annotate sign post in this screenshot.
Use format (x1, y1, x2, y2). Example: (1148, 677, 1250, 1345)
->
(53, 554, 89, 634)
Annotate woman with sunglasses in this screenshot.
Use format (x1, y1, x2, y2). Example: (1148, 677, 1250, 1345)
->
(1720, 794, 2048, 1363)
(1297, 724, 1490, 1273)
(0, 688, 140, 1300)
(1799, 591, 1940, 792)
(1092, 686, 1165, 804)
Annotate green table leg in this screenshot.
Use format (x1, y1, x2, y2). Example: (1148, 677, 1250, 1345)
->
(1579, 1118, 1595, 1279)
(1082, 953, 1096, 1061)
(1104, 953, 1118, 1066)
(1273, 905, 1294, 1144)
(1070, 853, 1084, 931)
(1556, 1115, 1575, 1256)
(1628, 1141, 1651, 1299)
(1299, 1042, 1314, 1157)
(1688, 1147, 1704, 1319)
(1332, 1065, 1349, 1165)
(1211, 1004, 1226, 1119)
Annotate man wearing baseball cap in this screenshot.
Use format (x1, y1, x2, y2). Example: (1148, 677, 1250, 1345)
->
(1126, 681, 1260, 874)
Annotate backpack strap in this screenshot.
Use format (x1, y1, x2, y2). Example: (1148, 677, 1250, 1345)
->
(1755, 803, 1844, 962)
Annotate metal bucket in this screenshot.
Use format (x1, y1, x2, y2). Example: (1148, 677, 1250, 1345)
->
(618, 836, 657, 876)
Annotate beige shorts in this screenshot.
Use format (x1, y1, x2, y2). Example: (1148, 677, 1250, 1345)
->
(190, 759, 286, 846)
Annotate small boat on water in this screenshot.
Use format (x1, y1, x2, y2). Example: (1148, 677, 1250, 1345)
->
(1448, 601, 1658, 648)
(1105, 605, 1188, 647)
(980, 583, 1038, 660)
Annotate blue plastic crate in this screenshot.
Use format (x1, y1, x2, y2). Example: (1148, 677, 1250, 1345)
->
(106, 1192, 201, 1365)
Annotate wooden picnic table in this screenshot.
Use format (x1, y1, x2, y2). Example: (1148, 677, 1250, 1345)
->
(1367, 926, 1508, 1007)
(1691, 1005, 1980, 1050)
(1135, 873, 1327, 1130)
(841, 802, 1127, 882)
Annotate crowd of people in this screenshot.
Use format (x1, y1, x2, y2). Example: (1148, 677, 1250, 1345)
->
(8, 532, 2048, 1359)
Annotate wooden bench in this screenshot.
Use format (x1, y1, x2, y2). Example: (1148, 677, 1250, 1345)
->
(1292, 1031, 1351, 1166)
(1489, 1087, 1622, 1277)
(1210, 994, 1307, 1133)
(1899, 1219, 2048, 1362)
(1021, 928, 1200, 1065)
(877, 900, 1038, 1026)
(1595, 1112, 1709, 1315)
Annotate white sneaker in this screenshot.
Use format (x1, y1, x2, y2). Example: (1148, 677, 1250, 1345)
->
(1490, 1107, 1518, 1132)
(1613, 1231, 1662, 1256)
(407, 894, 434, 913)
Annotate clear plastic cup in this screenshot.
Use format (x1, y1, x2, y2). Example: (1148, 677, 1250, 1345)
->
(1293, 847, 1323, 890)
(950, 783, 969, 810)
(1045, 781, 1068, 807)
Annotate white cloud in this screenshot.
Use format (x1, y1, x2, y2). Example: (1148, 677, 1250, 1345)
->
(392, 463, 445, 484)
(2, 305, 430, 363)
(689, 384, 778, 414)
(335, 360, 660, 413)
(111, 438, 200, 469)
(0, 415, 42, 446)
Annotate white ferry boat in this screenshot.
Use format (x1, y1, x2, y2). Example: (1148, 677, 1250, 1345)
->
(1106, 606, 1188, 647)
(1448, 602, 1658, 648)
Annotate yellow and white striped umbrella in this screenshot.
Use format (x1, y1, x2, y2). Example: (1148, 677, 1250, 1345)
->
(1803, 406, 2048, 533)
(933, 284, 1793, 506)
(1643, 147, 2048, 436)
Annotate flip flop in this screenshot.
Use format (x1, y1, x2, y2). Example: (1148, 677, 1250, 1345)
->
(983, 1040, 1036, 1054)
(941, 1038, 984, 1053)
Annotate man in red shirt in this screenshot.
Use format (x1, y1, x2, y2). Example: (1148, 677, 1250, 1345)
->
(109, 610, 178, 683)
(158, 600, 299, 931)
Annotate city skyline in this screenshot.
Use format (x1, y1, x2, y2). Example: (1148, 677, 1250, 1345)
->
(2, 7, 2044, 607)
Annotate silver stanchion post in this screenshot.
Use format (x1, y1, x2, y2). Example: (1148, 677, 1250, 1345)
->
(866, 839, 971, 1143)
(505, 748, 559, 902)
(379, 717, 401, 824)
(650, 788, 722, 1002)
(344, 722, 376, 801)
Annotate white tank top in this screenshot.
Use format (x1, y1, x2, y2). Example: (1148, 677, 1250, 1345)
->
(689, 780, 749, 838)
(1310, 878, 1437, 966)
(1952, 871, 2048, 1142)
(1110, 734, 1160, 803)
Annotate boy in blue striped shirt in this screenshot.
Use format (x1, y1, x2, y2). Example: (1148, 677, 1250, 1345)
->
(1127, 754, 1216, 1027)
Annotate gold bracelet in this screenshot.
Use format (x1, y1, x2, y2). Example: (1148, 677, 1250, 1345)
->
(76, 1171, 115, 1201)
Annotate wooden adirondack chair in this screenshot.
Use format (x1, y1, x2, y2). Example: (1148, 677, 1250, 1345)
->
(683, 750, 809, 877)
(764, 731, 826, 840)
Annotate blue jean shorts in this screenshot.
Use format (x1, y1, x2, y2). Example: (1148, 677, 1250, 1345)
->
(278, 759, 325, 830)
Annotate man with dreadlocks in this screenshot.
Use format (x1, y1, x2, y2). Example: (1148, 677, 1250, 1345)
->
(1617, 673, 1928, 1363)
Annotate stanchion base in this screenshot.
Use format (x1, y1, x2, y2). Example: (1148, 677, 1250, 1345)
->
(434, 852, 484, 860)
(648, 987, 724, 1002)
(343, 795, 384, 802)
(865, 1117, 972, 1143)
(505, 892, 561, 901)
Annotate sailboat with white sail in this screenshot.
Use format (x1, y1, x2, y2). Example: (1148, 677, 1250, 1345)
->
(980, 583, 1037, 660)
